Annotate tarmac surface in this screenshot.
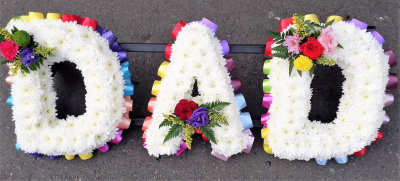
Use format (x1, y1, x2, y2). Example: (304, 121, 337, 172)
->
(0, 0, 399, 180)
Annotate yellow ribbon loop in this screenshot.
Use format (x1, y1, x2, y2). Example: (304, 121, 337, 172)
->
(304, 14, 320, 24)
(264, 139, 273, 154)
(21, 16, 29, 21)
(326, 15, 343, 24)
(78, 152, 93, 160)
(151, 80, 161, 96)
(261, 128, 270, 138)
(28, 12, 44, 21)
(157, 61, 170, 79)
(46, 13, 61, 20)
(65, 155, 75, 160)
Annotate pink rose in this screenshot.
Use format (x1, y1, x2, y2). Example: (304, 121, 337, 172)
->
(317, 27, 338, 55)
(0, 40, 19, 61)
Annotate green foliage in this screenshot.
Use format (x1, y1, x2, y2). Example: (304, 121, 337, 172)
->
(13, 30, 31, 47)
(183, 125, 194, 149)
(198, 101, 230, 111)
(270, 53, 288, 59)
(199, 125, 217, 144)
(316, 56, 336, 66)
(159, 119, 174, 128)
(309, 66, 315, 77)
(337, 44, 343, 49)
(163, 124, 183, 143)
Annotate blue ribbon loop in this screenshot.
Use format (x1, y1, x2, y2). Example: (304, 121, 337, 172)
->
(15, 143, 21, 151)
(120, 66, 131, 78)
(121, 61, 130, 68)
(234, 93, 246, 110)
(124, 77, 131, 84)
(239, 112, 253, 130)
(315, 159, 328, 166)
(7, 96, 13, 106)
(111, 42, 122, 51)
(124, 84, 134, 96)
(334, 156, 348, 164)
(96, 25, 107, 35)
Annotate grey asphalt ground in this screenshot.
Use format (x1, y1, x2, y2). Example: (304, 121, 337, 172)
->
(0, 0, 399, 180)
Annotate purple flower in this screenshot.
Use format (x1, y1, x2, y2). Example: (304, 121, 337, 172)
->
(283, 33, 301, 54)
(187, 107, 209, 127)
(20, 47, 40, 66)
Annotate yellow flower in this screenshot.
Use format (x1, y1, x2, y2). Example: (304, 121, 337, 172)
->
(294, 55, 313, 71)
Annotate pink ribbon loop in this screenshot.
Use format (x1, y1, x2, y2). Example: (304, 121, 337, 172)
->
(386, 73, 398, 90)
(262, 94, 273, 108)
(175, 141, 188, 156)
(384, 93, 394, 106)
(384, 49, 397, 67)
(224, 56, 235, 73)
(261, 112, 270, 125)
(98, 143, 110, 152)
(231, 78, 241, 92)
(211, 150, 229, 161)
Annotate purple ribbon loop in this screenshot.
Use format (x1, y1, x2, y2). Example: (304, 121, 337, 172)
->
(220, 40, 229, 55)
(384, 50, 397, 67)
(98, 143, 110, 152)
(211, 150, 229, 161)
(383, 114, 390, 124)
(384, 93, 394, 106)
(387, 73, 398, 90)
(261, 112, 270, 125)
(27, 153, 43, 157)
(110, 134, 123, 144)
(200, 18, 218, 34)
(224, 56, 235, 72)
(116, 50, 128, 63)
(175, 141, 188, 156)
(96, 25, 107, 35)
(101, 30, 117, 45)
(349, 19, 368, 30)
(371, 31, 385, 44)
(231, 78, 241, 92)
(50, 155, 60, 159)
(242, 136, 255, 154)
(111, 42, 122, 51)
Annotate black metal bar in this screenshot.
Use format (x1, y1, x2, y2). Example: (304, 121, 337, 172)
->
(119, 44, 267, 54)
(132, 118, 263, 128)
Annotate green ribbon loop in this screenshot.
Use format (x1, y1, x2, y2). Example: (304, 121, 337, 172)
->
(263, 79, 271, 93)
(263, 59, 271, 75)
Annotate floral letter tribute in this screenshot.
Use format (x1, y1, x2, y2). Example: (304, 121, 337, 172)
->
(142, 18, 254, 161)
(262, 14, 397, 165)
(3, 12, 134, 160)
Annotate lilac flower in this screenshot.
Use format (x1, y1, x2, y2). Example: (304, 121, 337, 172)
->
(20, 47, 40, 66)
(283, 33, 301, 54)
(187, 107, 209, 127)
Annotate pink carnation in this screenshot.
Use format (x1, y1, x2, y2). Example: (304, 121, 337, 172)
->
(283, 33, 301, 54)
(317, 27, 338, 55)
(0, 40, 19, 61)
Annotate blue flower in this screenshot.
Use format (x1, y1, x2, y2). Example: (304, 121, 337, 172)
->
(20, 47, 40, 66)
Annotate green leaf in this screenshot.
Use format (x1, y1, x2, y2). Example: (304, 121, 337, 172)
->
(289, 60, 294, 76)
(199, 125, 217, 144)
(11, 26, 19, 34)
(271, 45, 288, 53)
(270, 53, 288, 59)
(266, 31, 280, 39)
(39, 59, 43, 65)
(21, 66, 29, 74)
(163, 124, 183, 143)
(313, 24, 323, 28)
(1, 60, 9, 64)
(0, 34, 4, 42)
(298, 14, 304, 21)
(324, 19, 335, 27)
(208, 120, 221, 127)
(309, 66, 315, 77)
(337, 44, 343, 49)
(275, 39, 285, 45)
(298, 70, 302, 77)
(159, 119, 174, 128)
(199, 101, 230, 111)
(48, 52, 56, 57)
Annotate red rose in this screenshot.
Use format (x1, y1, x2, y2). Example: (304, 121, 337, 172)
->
(174, 99, 198, 121)
(300, 37, 323, 60)
(0, 40, 19, 61)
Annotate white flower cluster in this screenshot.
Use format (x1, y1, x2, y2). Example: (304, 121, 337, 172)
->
(266, 22, 389, 160)
(145, 22, 250, 157)
(7, 19, 126, 155)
